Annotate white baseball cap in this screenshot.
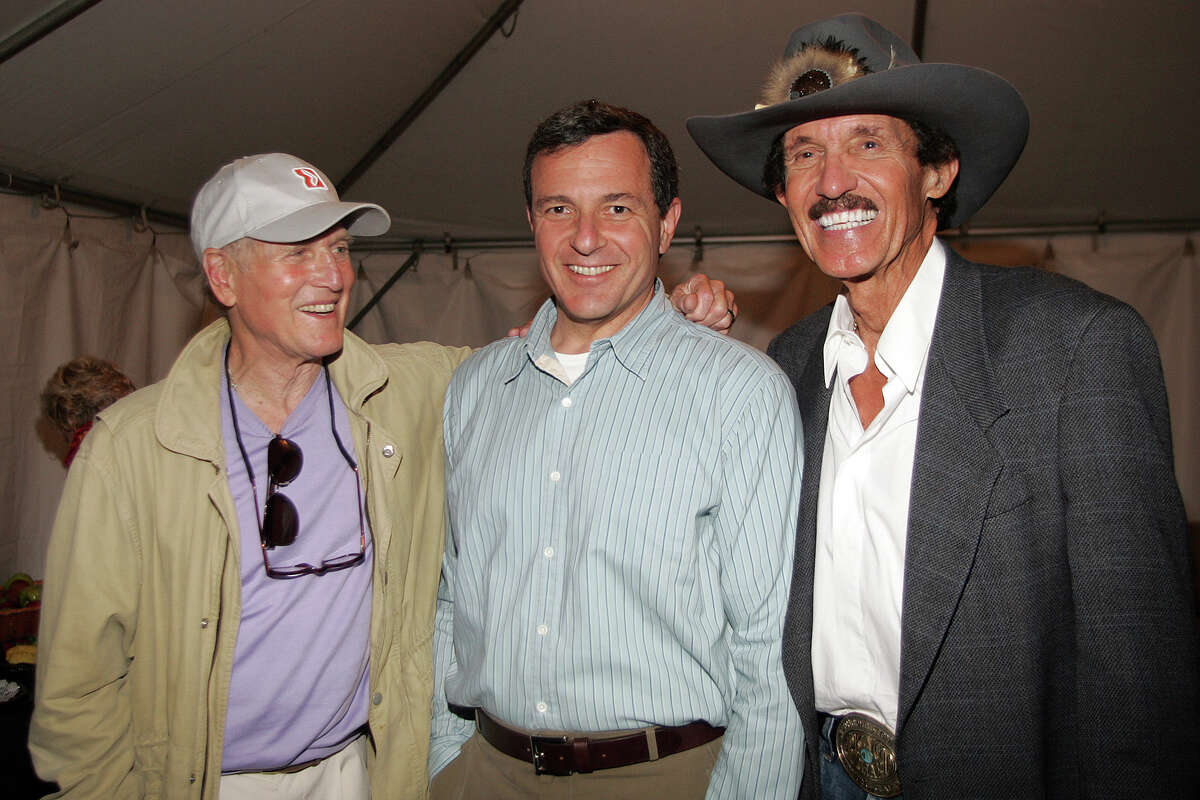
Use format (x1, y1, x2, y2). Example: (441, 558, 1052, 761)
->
(189, 153, 391, 259)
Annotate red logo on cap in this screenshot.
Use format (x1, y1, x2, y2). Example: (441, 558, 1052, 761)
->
(293, 167, 327, 190)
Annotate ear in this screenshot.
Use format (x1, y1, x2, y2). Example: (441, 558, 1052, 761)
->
(774, 180, 795, 210)
(525, 205, 534, 233)
(925, 157, 960, 201)
(202, 248, 237, 308)
(657, 197, 683, 256)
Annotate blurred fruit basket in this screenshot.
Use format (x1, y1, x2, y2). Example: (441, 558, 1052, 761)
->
(0, 605, 39, 647)
(0, 575, 41, 649)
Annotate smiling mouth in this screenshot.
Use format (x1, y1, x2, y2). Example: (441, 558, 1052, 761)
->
(298, 303, 336, 313)
(567, 265, 615, 276)
(818, 208, 879, 231)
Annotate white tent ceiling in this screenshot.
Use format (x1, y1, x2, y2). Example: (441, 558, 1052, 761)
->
(2, 0, 1198, 243)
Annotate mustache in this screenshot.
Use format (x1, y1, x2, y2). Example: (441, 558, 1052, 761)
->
(808, 194, 878, 221)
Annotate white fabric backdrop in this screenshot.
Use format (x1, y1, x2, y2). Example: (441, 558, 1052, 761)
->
(2, 191, 1196, 577)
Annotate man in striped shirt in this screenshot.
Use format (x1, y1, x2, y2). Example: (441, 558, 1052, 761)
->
(428, 100, 805, 799)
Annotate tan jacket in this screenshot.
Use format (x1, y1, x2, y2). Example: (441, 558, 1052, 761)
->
(31, 319, 470, 799)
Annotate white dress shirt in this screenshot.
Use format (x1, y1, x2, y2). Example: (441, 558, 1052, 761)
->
(811, 238, 946, 731)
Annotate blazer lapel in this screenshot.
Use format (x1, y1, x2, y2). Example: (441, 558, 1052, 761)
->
(787, 330, 832, 702)
(898, 253, 1008, 732)
(772, 309, 833, 788)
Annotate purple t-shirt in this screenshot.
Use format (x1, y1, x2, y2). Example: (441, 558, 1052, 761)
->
(219, 370, 373, 772)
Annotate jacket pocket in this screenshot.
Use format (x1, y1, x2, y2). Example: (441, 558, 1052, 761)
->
(984, 471, 1034, 519)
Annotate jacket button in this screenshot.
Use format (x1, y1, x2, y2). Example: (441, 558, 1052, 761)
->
(382, 444, 395, 458)
(200, 618, 209, 629)
(189, 774, 196, 784)
(372, 692, 383, 706)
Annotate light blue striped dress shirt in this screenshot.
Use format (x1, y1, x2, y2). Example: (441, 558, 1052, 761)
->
(431, 284, 805, 798)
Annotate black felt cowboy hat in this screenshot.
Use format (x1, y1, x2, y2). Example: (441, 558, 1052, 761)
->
(686, 13, 1029, 228)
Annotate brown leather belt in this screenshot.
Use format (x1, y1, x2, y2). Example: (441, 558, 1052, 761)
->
(266, 757, 324, 775)
(476, 709, 724, 776)
(257, 728, 369, 775)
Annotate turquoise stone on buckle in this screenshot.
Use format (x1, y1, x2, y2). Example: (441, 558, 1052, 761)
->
(834, 713, 901, 797)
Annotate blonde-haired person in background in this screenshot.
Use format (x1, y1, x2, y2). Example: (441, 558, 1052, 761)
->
(41, 356, 135, 467)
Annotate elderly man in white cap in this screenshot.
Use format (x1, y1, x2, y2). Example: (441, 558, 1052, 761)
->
(29, 153, 469, 798)
(689, 13, 1197, 800)
(30, 153, 735, 799)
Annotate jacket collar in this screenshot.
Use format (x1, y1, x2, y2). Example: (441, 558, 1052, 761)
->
(154, 318, 388, 463)
(924, 248, 1007, 431)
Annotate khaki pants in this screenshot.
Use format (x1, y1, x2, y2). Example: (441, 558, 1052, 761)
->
(431, 729, 722, 800)
(219, 735, 369, 799)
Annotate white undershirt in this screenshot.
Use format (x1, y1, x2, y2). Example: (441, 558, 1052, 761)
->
(553, 350, 589, 383)
(811, 238, 946, 732)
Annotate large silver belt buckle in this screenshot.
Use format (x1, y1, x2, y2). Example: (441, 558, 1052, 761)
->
(834, 713, 901, 798)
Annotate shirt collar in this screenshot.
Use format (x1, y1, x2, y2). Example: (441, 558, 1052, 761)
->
(821, 237, 947, 392)
(822, 294, 859, 387)
(502, 279, 671, 383)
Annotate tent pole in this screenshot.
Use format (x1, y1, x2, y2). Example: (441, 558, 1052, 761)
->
(3, 165, 1197, 251)
(336, 0, 525, 195)
(0, 171, 187, 229)
(0, 0, 105, 66)
(348, 245, 423, 331)
(910, 0, 929, 59)
(346, 218, 1200, 253)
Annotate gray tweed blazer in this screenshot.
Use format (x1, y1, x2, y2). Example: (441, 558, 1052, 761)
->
(768, 248, 1199, 799)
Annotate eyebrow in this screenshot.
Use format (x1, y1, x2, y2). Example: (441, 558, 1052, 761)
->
(783, 135, 816, 155)
(534, 192, 641, 207)
(851, 124, 884, 137)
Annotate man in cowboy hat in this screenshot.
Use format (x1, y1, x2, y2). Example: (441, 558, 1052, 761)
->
(688, 12, 1198, 800)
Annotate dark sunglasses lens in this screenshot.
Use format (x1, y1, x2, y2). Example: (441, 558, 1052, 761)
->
(263, 493, 299, 548)
(268, 436, 303, 486)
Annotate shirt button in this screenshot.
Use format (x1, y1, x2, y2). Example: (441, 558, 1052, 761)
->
(382, 444, 395, 458)
(200, 618, 209, 629)
(536, 624, 548, 636)
(549, 470, 560, 482)
(536, 702, 548, 713)
(543, 546, 554, 558)
(561, 397, 573, 408)
(372, 692, 383, 706)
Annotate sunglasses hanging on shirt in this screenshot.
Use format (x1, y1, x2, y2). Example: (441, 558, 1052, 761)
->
(225, 347, 367, 579)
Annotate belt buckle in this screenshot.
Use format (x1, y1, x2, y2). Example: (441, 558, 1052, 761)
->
(530, 734, 571, 776)
(833, 713, 901, 798)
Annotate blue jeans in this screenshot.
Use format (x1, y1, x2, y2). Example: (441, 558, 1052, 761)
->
(818, 716, 903, 800)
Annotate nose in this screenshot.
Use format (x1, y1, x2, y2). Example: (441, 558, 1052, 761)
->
(815, 151, 857, 200)
(313, 246, 348, 291)
(570, 212, 605, 255)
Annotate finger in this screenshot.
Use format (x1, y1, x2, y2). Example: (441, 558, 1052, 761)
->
(703, 290, 737, 335)
(693, 279, 729, 325)
(506, 320, 533, 338)
(683, 274, 716, 321)
(669, 277, 702, 315)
